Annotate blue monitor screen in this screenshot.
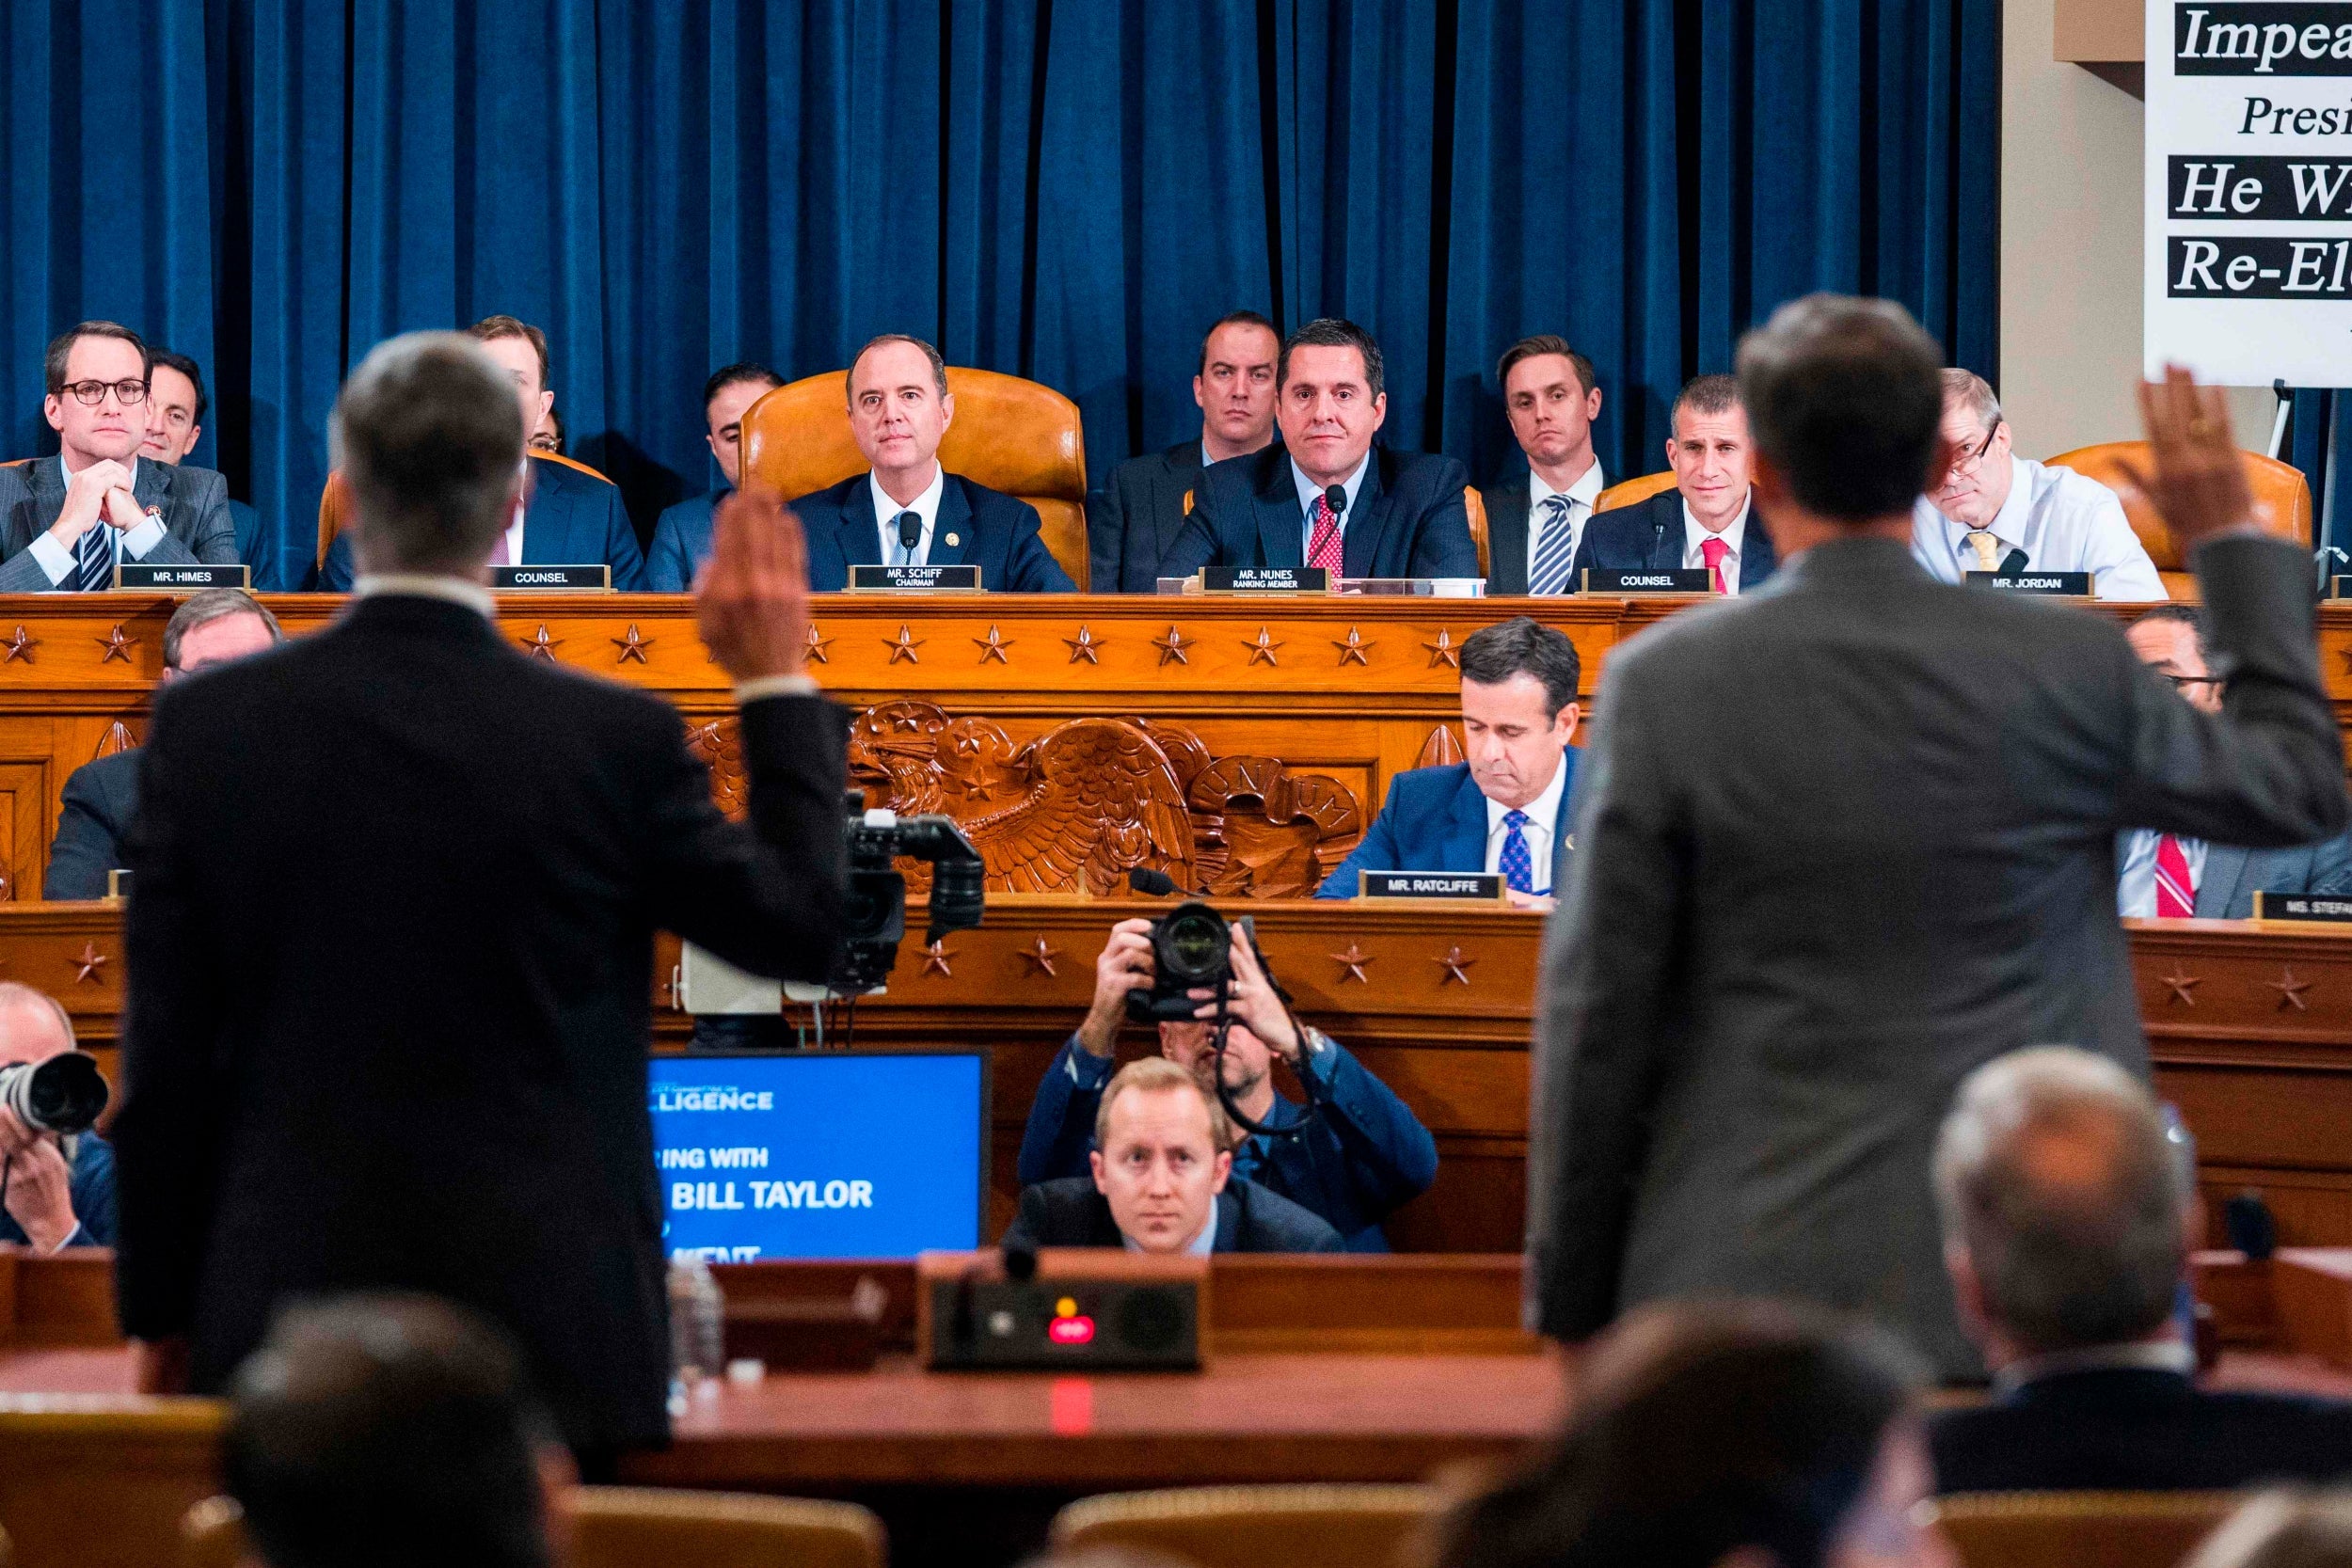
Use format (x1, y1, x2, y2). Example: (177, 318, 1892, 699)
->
(648, 1050, 988, 1261)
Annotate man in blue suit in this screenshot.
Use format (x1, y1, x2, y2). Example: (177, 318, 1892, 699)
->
(1018, 918, 1437, 1251)
(1570, 374, 1778, 596)
(644, 361, 782, 592)
(795, 334, 1073, 594)
(0, 984, 116, 1254)
(1160, 318, 1478, 582)
(2121, 605, 2352, 917)
(320, 316, 645, 591)
(1320, 617, 1582, 909)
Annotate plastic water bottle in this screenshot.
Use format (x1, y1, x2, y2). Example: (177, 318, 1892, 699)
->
(2160, 1103, 2201, 1350)
(666, 1257, 725, 1414)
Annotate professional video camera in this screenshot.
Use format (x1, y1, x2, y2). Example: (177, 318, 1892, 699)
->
(824, 792, 986, 998)
(1121, 900, 1321, 1140)
(0, 1052, 109, 1137)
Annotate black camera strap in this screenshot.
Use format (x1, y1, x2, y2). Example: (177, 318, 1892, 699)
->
(1208, 927, 1327, 1144)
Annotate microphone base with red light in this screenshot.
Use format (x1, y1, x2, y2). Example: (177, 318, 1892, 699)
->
(917, 1249, 1205, 1371)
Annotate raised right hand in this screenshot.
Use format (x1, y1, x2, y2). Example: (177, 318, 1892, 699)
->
(694, 489, 813, 684)
(2121, 366, 2258, 552)
(1076, 919, 1156, 1057)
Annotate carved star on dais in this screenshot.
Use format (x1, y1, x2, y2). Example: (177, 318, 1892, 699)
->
(1245, 626, 1284, 666)
(1422, 628, 1461, 669)
(98, 625, 137, 664)
(1329, 942, 1375, 984)
(1022, 937, 1062, 977)
(611, 624, 654, 664)
(1435, 945, 1478, 987)
(1063, 626, 1104, 664)
(68, 942, 106, 984)
(886, 626, 926, 664)
(2270, 968, 2313, 1011)
(922, 942, 956, 978)
(805, 626, 833, 664)
(1153, 626, 1191, 666)
(1333, 626, 1375, 666)
(522, 625, 562, 660)
(974, 625, 1015, 664)
(2, 626, 36, 664)
(2160, 969, 2201, 1006)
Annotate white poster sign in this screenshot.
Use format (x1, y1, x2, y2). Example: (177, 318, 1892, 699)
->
(2145, 0, 2352, 383)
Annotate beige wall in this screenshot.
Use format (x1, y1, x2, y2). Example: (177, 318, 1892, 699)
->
(1999, 0, 2273, 456)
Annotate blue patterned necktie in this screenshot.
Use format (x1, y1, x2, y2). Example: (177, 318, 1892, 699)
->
(72, 524, 112, 594)
(1527, 495, 1577, 594)
(1499, 808, 1534, 894)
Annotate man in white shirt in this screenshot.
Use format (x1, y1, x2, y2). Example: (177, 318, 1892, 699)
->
(1569, 374, 1779, 596)
(1483, 334, 1605, 594)
(1912, 370, 2166, 602)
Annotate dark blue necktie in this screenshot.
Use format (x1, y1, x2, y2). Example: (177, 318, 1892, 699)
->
(72, 525, 112, 594)
(1500, 809, 1535, 895)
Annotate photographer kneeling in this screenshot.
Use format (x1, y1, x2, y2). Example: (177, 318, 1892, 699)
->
(0, 983, 114, 1253)
(1017, 916, 1438, 1251)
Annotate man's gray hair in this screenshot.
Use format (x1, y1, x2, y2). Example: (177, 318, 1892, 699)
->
(1932, 1046, 2186, 1355)
(331, 333, 524, 577)
(164, 589, 283, 672)
(1941, 368, 2001, 433)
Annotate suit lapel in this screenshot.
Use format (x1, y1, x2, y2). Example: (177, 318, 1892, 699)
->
(29, 457, 67, 531)
(2196, 844, 2251, 919)
(837, 477, 883, 567)
(520, 467, 574, 563)
(1340, 456, 1387, 579)
(1549, 748, 1580, 842)
(1441, 768, 1490, 872)
(1213, 1191, 1241, 1252)
(1486, 476, 1530, 595)
(133, 458, 169, 518)
(1159, 440, 1202, 560)
(1740, 496, 1775, 587)
(928, 479, 972, 567)
(1253, 456, 1303, 571)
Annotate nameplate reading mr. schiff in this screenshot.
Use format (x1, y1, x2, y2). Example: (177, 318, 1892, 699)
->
(114, 563, 250, 591)
(1203, 566, 1328, 594)
(2254, 892, 2352, 925)
(1360, 870, 1507, 901)
(847, 564, 984, 592)
(1581, 568, 1710, 595)
(1963, 571, 2093, 596)
(491, 564, 612, 592)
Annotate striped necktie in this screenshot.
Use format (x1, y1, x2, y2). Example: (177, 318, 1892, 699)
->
(2154, 834, 2195, 918)
(1528, 496, 1577, 595)
(72, 525, 112, 594)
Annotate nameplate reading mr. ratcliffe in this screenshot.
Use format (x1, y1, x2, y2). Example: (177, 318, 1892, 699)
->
(1203, 566, 1327, 594)
(491, 564, 612, 592)
(2254, 892, 2352, 926)
(1581, 568, 1710, 594)
(114, 562, 250, 590)
(1360, 870, 1506, 901)
(1963, 571, 2093, 596)
(847, 563, 983, 592)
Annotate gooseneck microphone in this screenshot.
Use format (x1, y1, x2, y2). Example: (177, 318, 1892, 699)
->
(1127, 867, 1179, 896)
(1997, 548, 2028, 578)
(896, 511, 922, 561)
(1323, 483, 1346, 520)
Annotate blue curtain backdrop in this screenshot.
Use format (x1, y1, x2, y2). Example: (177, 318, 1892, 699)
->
(2, 0, 2003, 590)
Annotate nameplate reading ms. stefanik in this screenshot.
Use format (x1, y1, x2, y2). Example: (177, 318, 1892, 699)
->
(1359, 870, 1508, 901)
(2253, 891, 2352, 925)
(1580, 568, 1711, 594)
(1202, 566, 1328, 594)
(847, 563, 983, 592)
(114, 562, 250, 590)
(491, 564, 612, 592)
(1964, 571, 2093, 596)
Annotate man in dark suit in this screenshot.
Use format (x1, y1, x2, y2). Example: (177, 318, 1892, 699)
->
(1931, 1047, 2352, 1488)
(1017, 918, 1435, 1251)
(46, 590, 285, 900)
(2121, 604, 2352, 917)
(1569, 374, 1777, 595)
(1090, 311, 1280, 592)
(644, 361, 783, 591)
(0, 322, 240, 593)
(1004, 1057, 1343, 1254)
(1160, 319, 1478, 582)
(1529, 295, 2347, 1381)
(141, 348, 278, 587)
(1483, 336, 1606, 596)
(1321, 617, 1580, 908)
(796, 334, 1073, 593)
(111, 331, 847, 1460)
(320, 315, 646, 591)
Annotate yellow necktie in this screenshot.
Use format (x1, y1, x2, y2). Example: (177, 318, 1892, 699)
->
(1964, 530, 2000, 571)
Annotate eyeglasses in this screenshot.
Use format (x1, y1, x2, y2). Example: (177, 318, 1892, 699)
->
(1948, 416, 2004, 476)
(55, 379, 148, 407)
(2160, 673, 2222, 691)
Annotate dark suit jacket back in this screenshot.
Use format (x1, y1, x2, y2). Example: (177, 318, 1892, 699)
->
(319, 457, 647, 591)
(1568, 490, 1778, 591)
(1093, 440, 1204, 593)
(796, 471, 1075, 594)
(1160, 445, 1478, 581)
(0, 456, 240, 592)
(113, 594, 847, 1449)
(1931, 1367, 2352, 1492)
(46, 749, 141, 900)
(1532, 536, 2345, 1379)
(1000, 1176, 1343, 1253)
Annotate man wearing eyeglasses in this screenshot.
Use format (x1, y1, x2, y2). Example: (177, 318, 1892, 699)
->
(1911, 370, 2165, 602)
(2119, 604, 2352, 918)
(0, 322, 239, 593)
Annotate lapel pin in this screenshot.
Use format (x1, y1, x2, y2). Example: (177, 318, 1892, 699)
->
(944, 531, 959, 546)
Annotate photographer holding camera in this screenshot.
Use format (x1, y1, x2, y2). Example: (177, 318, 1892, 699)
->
(1017, 914, 1438, 1251)
(0, 983, 114, 1253)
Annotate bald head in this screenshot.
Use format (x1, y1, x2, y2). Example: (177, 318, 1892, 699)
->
(1933, 1047, 2186, 1357)
(0, 982, 74, 1069)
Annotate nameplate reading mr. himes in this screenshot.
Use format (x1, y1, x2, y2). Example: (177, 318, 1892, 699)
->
(115, 563, 251, 591)
(1963, 571, 2093, 596)
(491, 564, 612, 592)
(1360, 870, 1506, 901)
(1204, 566, 1328, 594)
(2254, 892, 2352, 924)
(1581, 568, 1711, 594)
(847, 564, 984, 592)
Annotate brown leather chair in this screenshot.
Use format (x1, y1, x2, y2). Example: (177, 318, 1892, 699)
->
(183, 1485, 886, 1568)
(314, 451, 612, 571)
(1925, 1490, 2238, 1568)
(1596, 471, 1677, 513)
(2042, 442, 2312, 601)
(0, 1400, 229, 1568)
(1466, 485, 1489, 578)
(1050, 1483, 1438, 1568)
(739, 367, 1089, 590)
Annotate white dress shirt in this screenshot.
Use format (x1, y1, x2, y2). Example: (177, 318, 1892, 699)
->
(1290, 452, 1373, 561)
(30, 454, 168, 586)
(1525, 460, 1605, 584)
(2118, 829, 2209, 918)
(1484, 748, 1569, 894)
(497, 457, 530, 564)
(1911, 454, 2168, 602)
(870, 464, 947, 566)
(1682, 495, 1754, 596)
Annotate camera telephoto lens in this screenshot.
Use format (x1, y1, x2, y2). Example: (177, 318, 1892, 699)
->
(1156, 903, 1231, 985)
(0, 1052, 109, 1136)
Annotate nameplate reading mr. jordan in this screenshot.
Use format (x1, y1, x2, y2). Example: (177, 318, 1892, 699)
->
(1963, 571, 2094, 595)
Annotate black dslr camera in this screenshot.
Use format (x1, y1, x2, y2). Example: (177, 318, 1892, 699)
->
(1125, 900, 1238, 1022)
(0, 1052, 109, 1136)
(831, 792, 987, 996)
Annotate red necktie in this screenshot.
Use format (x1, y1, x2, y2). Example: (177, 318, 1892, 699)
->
(2154, 834, 2195, 918)
(1306, 495, 1343, 573)
(1700, 535, 1729, 594)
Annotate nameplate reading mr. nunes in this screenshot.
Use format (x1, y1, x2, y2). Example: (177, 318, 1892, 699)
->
(1360, 870, 1507, 901)
(1963, 571, 2094, 596)
(114, 562, 250, 591)
(490, 564, 612, 592)
(2254, 892, 2352, 925)
(1581, 567, 1711, 594)
(1204, 566, 1328, 594)
(847, 564, 984, 592)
